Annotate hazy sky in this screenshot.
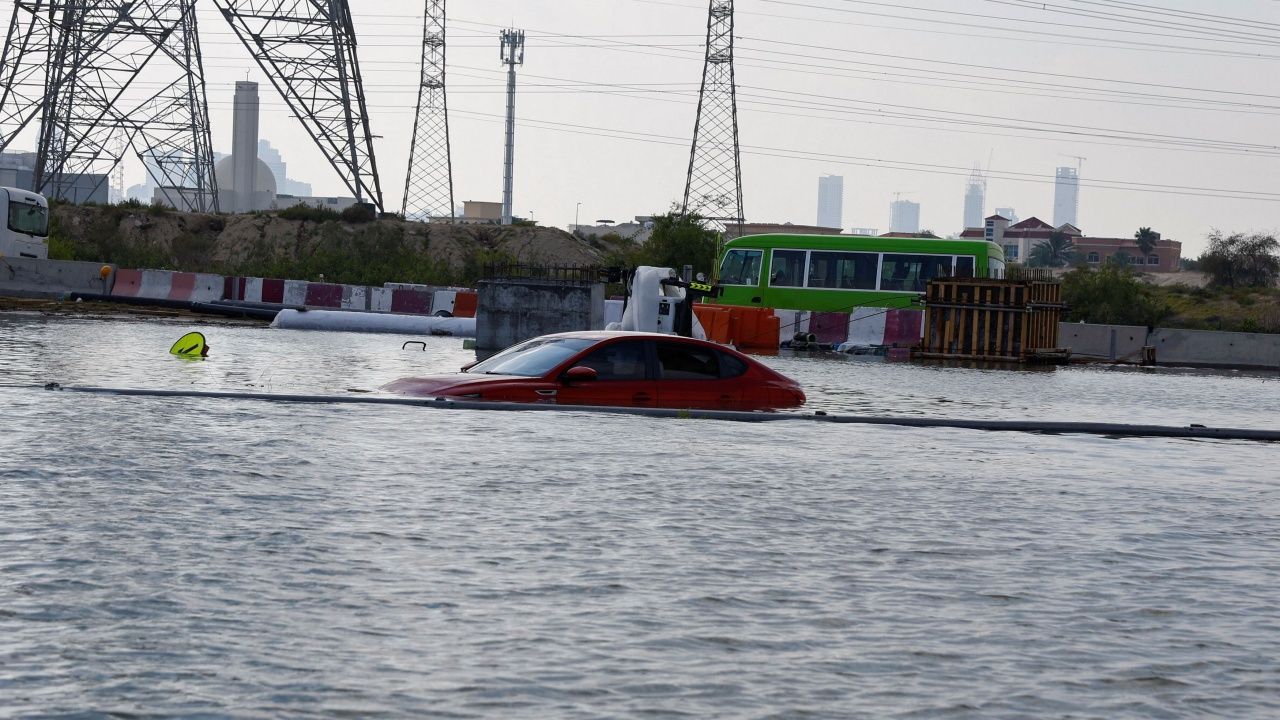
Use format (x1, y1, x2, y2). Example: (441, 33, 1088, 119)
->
(6, 0, 1280, 255)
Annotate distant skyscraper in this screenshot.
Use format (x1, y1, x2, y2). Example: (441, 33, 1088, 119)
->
(994, 207, 1018, 223)
(258, 140, 287, 189)
(1053, 167, 1079, 227)
(890, 199, 921, 234)
(963, 168, 985, 230)
(817, 174, 843, 228)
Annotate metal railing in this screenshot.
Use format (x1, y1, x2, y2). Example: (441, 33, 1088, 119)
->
(480, 263, 621, 284)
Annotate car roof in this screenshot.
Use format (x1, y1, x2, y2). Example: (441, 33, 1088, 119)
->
(538, 330, 716, 342)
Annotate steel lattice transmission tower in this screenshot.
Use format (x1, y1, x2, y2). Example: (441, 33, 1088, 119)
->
(0, 0, 218, 211)
(683, 0, 744, 229)
(402, 0, 453, 221)
(215, 0, 385, 212)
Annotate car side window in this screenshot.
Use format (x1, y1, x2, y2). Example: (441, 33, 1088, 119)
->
(657, 343, 720, 380)
(720, 352, 748, 379)
(575, 341, 648, 380)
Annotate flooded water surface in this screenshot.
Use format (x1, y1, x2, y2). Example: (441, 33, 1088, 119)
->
(1, 314, 1278, 718)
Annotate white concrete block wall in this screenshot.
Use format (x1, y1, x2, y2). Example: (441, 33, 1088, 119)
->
(137, 271, 174, 299)
(342, 285, 369, 311)
(282, 280, 309, 306)
(847, 308, 889, 348)
(369, 287, 394, 313)
(242, 278, 264, 303)
(191, 274, 225, 302)
(433, 290, 456, 315)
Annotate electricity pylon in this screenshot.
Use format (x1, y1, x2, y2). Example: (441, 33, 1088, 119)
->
(0, 0, 218, 211)
(683, 0, 744, 231)
(403, 0, 453, 221)
(215, 0, 385, 211)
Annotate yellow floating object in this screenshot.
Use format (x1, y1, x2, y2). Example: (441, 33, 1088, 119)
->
(169, 331, 208, 358)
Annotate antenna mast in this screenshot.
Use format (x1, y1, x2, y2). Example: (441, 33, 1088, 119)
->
(683, 0, 744, 231)
(500, 28, 525, 226)
(403, 0, 453, 221)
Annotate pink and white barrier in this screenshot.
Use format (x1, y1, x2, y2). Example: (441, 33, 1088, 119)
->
(766, 308, 925, 349)
(111, 269, 222, 301)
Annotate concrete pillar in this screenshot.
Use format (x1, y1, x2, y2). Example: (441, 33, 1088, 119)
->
(232, 81, 259, 214)
(476, 279, 604, 353)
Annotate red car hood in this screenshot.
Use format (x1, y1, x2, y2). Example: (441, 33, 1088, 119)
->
(382, 373, 524, 397)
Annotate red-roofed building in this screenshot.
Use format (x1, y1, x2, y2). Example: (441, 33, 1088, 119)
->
(960, 215, 1181, 271)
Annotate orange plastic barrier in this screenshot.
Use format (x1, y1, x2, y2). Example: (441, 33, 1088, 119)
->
(453, 290, 479, 318)
(694, 304, 780, 349)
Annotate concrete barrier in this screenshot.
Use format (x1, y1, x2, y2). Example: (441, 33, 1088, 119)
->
(1058, 323, 1280, 369)
(433, 290, 457, 316)
(846, 308, 888, 348)
(1059, 323, 1149, 362)
(1149, 328, 1280, 369)
(168, 272, 224, 302)
(342, 285, 368, 311)
(0, 257, 115, 298)
(111, 269, 144, 297)
(391, 288, 433, 315)
(305, 283, 344, 308)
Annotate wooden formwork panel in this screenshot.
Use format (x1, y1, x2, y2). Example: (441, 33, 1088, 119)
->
(919, 278, 1065, 363)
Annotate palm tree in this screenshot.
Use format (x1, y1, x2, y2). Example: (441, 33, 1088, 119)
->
(1028, 230, 1078, 268)
(1134, 227, 1161, 260)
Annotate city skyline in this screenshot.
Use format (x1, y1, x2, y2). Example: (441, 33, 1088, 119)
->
(816, 174, 843, 229)
(3, 0, 1276, 256)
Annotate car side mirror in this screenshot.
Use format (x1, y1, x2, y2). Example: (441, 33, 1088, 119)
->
(562, 366, 598, 384)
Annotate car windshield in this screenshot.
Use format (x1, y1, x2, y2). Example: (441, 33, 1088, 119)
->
(465, 337, 595, 377)
(8, 200, 48, 237)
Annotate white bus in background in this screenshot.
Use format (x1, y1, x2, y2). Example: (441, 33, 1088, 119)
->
(0, 187, 49, 260)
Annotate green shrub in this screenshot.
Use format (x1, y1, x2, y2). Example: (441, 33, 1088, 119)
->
(340, 203, 377, 224)
(278, 203, 340, 222)
(1062, 264, 1168, 326)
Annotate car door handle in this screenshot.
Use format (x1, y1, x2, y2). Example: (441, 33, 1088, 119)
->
(536, 389, 557, 397)
(633, 392, 652, 403)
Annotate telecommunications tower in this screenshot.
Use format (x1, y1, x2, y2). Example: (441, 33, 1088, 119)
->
(0, 0, 218, 211)
(216, 0, 385, 212)
(683, 0, 744, 230)
(500, 29, 525, 226)
(403, 0, 453, 221)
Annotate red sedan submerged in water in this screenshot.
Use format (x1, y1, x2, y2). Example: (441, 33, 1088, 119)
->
(383, 331, 806, 411)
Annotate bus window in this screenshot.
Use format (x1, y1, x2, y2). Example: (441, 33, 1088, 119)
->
(769, 249, 806, 287)
(808, 251, 878, 290)
(880, 254, 951, 292)
(719, 249, 763, 286)
(955, 256, 976, 278)
(8, 200, 48, 237)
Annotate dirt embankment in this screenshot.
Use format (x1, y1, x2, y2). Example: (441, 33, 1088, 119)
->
(49, 204, 632, 286)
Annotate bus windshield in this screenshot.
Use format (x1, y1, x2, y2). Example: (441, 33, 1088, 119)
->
(8, 200, 49, 237)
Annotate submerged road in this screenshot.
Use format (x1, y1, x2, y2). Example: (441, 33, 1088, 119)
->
(25, 384, 1280, 443)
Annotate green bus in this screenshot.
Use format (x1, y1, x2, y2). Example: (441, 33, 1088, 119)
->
(716, 234, 1006, 313)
